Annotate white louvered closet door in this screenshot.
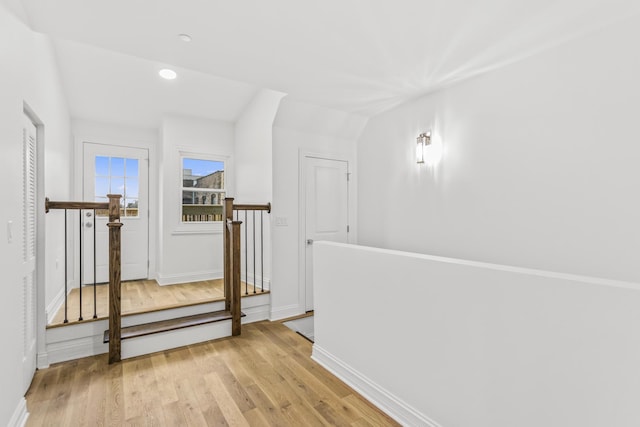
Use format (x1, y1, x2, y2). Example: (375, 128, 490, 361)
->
(22, 114, 37, 393)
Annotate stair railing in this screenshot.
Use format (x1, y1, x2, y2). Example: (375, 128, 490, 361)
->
(223, 198, 271, 336)
(45, 194, 123, 363)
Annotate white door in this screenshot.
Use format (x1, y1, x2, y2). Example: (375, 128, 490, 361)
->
(83, 143, 148, 283)
(22, 114, 37, 393)
(304, 157, 349, 311)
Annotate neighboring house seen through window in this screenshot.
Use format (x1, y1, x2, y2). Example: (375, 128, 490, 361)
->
(182, 157, 225, 222)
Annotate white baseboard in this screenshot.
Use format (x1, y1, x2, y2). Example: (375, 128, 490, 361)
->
(270, 303, 304, 321)
(36, 352, 49, 369)
(156, 270, 223, 286)
(47, 335, 108, 365)
(8, 397, 29, 427)
(45, 284, 70, 324)
(241, 273, 271, 291)
(242, 304, 270, 324)
(311, 345, 440, 427)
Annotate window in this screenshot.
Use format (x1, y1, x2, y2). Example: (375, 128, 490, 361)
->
(182, 157, 225, 222)
(95, 156, 139, 217)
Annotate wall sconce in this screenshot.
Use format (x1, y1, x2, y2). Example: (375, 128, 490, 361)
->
(416, 131, 431, 164)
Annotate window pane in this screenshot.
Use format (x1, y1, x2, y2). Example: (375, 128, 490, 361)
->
(111, 177, 124, 196)
(209, 192, 224, 205)
(126, 158, 139, 177)
(182, 191, 225, 222)
(182, 158, 224, 190)
(111, 157, 125, 177)
(126, 178, 139, 198)
(125, 199, 139, 217)
(95, 196, 108, 217)
(94, 155, 140, 218)
(95, 156, 109, 176)
(95, 177, 109, 198)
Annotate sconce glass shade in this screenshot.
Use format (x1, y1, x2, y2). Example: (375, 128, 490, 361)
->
(416, 131, 431, 164)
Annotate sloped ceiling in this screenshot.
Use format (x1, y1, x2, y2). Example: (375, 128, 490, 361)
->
(52, 39, 258, 128)
(21, 0, 640, 126)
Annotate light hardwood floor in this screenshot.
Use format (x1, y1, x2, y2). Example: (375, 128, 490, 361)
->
(49, 279, 267, 327)
(26, 321, 399, 426)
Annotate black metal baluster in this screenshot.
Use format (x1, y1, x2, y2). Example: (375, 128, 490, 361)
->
(78, 210, 83, 321)
(253, 210, 256, 294)
(244, 210, 248, 295)
(260, 211, 264, 292)
(93, 209, 97, 319)
(64, 209, 68, 324)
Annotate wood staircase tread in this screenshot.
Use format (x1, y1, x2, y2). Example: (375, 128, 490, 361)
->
(103, 310, 245, 343)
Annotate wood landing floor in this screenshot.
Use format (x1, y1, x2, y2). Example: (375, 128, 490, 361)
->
(26, 321, 399, 426)
(49, 279, 267, 327)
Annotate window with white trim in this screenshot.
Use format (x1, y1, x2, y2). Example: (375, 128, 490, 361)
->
(181, 157, 225, 222)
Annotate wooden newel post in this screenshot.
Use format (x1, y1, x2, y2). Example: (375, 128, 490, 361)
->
(231, 220, 242, 336)
(223, 197, 234, 312)
(107, 194, 123, 364)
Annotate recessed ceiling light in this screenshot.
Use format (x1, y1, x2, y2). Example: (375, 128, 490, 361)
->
(178, 34, 192, 42)
(159, 68, 177, 80)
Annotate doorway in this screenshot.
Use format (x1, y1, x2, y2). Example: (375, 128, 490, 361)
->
(22, 112, 37, 393)
(302, 156, 349, 311)
(82, 143, 149, 283)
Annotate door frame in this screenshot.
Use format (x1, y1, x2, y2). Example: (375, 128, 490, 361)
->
(23, 103, 47, 371)
(73, 134, 157, 282)
(297, 149, 357, 315)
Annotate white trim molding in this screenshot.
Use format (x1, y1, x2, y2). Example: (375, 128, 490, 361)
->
(45, 285, 66, 324)
(36, 352, 49, 369)
(241, 273, 271, 291)
(156, 269, 223, 286)
(312, 345, 441, 427)
(269, 303, 304, 321)
(8, 397, 29, 427)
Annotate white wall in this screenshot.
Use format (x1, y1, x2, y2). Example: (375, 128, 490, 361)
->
(0, 2, 71, 424)
(357, 13, 640, 283)
(234, 89, 285, 290)
(271, 98, 366, 319)
(234, 88, 285, 202)
(157, 115, 235, 284)
(313, 242, 640, 427)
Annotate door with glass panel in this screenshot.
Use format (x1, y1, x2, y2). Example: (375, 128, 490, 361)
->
(83, 143, 149, 283)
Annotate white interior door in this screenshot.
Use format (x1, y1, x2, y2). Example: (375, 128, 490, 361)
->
(304, 156, 349, 311)
(83, 143, 148, 283)
(22, 114, 37, 393)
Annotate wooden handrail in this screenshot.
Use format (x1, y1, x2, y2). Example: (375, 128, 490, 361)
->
(233, 202, 271, 213)
(45, 198, 109, 213)
(45, 194, 123, 363)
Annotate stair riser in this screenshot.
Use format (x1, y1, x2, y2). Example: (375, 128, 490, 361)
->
(44, 294, 270, 364)
(122, 301, 225, 327)
(122, 321, 232, 359)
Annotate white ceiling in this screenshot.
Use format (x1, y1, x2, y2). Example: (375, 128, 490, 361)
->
(52, 39, 257, 128)
(20, 0, 640, 127)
